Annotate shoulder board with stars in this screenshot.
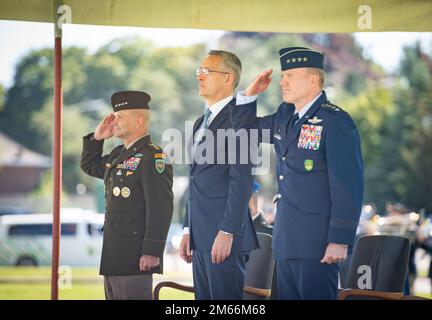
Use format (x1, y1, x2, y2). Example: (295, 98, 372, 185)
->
(320, 102, 342, 112)
(147, 143, 162, 151)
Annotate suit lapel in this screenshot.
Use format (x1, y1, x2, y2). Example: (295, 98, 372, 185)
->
(207, 99, 231, 133)
(190, 99, 232, 173)
(190, 116, 204, 173)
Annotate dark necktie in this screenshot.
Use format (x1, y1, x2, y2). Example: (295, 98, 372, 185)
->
(194, 108, 212, 150)
(290, 113, 299, 128)
(202, 108, 212, 129)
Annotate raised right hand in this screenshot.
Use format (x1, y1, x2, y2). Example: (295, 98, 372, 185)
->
(94, 113, 115, 141)
(244, 69, 273, 96)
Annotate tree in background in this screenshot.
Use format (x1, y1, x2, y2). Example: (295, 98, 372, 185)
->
(389, 43, 432, 212)
(0, 83, 4, 112)
(0, 48, 54, 146)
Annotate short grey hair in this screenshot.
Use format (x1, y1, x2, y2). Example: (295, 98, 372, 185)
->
(308, 68, 325, 88)
(208, 50, 242, 89)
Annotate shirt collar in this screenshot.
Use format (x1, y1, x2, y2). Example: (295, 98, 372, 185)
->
(206, 95, 233, 124)
(295, 92, 322, 119)
(125, 134, 149, 150)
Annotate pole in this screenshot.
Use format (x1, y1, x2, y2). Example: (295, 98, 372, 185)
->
(51, 0, 64, 300)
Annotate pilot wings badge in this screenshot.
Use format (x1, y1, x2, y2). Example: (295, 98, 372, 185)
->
(308, 116, 323, 125)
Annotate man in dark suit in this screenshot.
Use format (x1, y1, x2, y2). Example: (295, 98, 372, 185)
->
(231, 47, 364, 299)
(80, 91, 173, 299)
(179, 50, 259, 300)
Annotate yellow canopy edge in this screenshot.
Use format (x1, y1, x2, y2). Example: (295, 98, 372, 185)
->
(0, 0, 430, 32)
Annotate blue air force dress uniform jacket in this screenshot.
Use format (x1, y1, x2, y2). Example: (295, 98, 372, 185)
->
(232, 92, 364, 260)
(80, 91, 174, 276)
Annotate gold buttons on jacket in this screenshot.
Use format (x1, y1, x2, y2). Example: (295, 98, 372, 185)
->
(113, 187, 120, 197)
(121, 187, 131, 198)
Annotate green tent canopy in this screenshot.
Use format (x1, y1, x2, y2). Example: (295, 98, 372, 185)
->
(0, 0, 431, 32)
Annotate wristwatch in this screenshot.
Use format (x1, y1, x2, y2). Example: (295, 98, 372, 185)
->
(220, 230, 233, 237)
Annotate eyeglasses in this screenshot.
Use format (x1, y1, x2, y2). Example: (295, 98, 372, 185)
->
(196, 67, 230, 76)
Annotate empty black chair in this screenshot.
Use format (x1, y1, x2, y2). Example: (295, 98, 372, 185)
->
(154, 232, 274, 300)
(338, 235, 410, 300)
(243, 232, 274, 300)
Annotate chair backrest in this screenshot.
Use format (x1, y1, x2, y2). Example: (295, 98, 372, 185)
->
(345, 235, 410, 292)
(338, 254, 352, 288)
(243, 232, 274, 300)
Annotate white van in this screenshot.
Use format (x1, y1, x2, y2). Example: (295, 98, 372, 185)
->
(0, 209, 104, 266)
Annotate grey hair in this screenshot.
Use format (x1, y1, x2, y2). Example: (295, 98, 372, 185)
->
(308, 68, 325, 88)
(208, 50, 242, 89)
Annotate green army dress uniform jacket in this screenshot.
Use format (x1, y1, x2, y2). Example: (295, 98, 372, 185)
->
(80, 133, 173, 276)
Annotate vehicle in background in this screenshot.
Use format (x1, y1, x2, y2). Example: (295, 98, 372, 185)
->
(0, 210, 103, 266)
(0, 207, 31, 216)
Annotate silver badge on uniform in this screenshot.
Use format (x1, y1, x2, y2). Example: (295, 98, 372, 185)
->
(308, 116, 323, 124)
(116, 169, 122, 176)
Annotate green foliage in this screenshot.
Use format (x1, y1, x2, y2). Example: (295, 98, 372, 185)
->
(0, 49, 54, 146)
(0, 83, 4, 112)
(390, 44, 432, 211)
(344, 71, 366, 95)
(340, 86, 397, 210)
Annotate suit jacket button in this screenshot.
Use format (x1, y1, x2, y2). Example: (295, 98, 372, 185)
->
(190, 176, 194, 180)
(277, 194, 282, 199)
(279, 175, 284, 180)
(282, 157, 286, 161)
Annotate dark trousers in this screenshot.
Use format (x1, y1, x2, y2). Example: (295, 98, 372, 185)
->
(192, 251, 248, 300)
(276, 258, 339, 300)
(104, 274, 153, 300)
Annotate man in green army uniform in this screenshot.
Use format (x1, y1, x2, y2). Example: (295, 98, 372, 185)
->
(80, 91, 173, 300)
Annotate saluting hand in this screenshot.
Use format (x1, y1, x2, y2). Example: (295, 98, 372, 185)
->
(320, 243, 348, 264)
(139, 255, 160, 272)
(211, 231, 233, 264)
(244, 69, 273, 96)
(94, 113, 115, 141)
(179, 234, 193, 263)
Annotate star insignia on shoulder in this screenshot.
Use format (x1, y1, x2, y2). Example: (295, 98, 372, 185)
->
(321, 102, 341, 112)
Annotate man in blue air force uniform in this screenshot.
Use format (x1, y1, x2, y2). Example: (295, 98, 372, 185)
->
(231, 47, 364, 299)
(179, 50, 259, 299)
